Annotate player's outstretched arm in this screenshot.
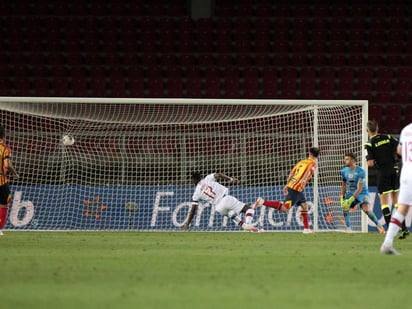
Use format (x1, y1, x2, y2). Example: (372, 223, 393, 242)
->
(214, 173, 239, 184)
(181, 203, 197, 230)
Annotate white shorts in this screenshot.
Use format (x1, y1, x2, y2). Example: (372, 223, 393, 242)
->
(398, 177, 412, 206)
(215, 195, 245, 217)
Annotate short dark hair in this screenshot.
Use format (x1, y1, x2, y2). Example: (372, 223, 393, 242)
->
(310, 147, 320, 158)
(345, 152, 357, 161)
(0, 126, 4, 139)
(367, 120, 378, 133)
(191, 171, 202, 181)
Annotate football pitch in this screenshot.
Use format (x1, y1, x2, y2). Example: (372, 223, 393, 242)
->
(2, 231, 411, 309)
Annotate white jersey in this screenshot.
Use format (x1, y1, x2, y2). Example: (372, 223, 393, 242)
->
(398, 123, 412, 205)
(192, 174, 228, 206)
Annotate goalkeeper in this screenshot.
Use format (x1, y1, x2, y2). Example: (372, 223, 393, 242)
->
(340, 152, 385, 233)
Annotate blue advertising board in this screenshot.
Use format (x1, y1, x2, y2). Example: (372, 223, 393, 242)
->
(5, 185, 399, 231)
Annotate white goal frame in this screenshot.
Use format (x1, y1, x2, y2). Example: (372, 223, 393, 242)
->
(0, 97, 369, 232)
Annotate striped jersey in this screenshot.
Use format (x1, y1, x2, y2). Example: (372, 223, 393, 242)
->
(286, 157, 318, 192)
(0, 142, 11, 186)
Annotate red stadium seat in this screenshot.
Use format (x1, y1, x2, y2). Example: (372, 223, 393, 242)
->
(369, 104, 383, 121)
(108, 78, 127, 98)
(167, 79, 184, 98)
(337, 67, 355, 80)
(51, 78, 70, 96)
(71, 78, 89, 97)
(374, 80, 393, 93)
(358, 67, 374, 80)
(374, 92, 392, 104)
(89, 79, 107, 97)
(128, 78, 145, 97)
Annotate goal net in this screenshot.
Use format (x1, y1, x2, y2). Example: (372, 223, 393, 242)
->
(0, 97, 369, 232)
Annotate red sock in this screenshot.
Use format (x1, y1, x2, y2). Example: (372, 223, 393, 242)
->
(262, 200, 283, 210)
(0, 207, 9, 229)
(301, 210, 309, 229)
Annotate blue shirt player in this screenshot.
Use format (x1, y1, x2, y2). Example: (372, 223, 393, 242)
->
(340, 152, 385, 233)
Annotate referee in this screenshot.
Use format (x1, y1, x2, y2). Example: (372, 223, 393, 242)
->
(365, 120, 409, 239)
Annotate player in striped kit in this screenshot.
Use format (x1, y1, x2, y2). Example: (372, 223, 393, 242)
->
(182, 172, 262, 232)
(0, 126, 19, 236)
(252, 147, 320, 234)
(381, 123, 412, 255)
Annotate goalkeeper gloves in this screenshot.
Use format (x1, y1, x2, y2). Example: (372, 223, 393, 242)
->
(341, 196, 355, 211)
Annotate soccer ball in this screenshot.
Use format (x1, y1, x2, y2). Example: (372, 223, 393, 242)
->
(62, 134, 75, 146)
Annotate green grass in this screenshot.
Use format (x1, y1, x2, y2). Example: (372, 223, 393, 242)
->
(1, 231, 411, 309)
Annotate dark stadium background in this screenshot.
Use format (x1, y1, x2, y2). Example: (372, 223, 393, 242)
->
(1, 0, 410, 185)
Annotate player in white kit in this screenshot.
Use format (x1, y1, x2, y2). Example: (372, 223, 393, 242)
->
(182, 172, 262, 232)
(380, 123, 412, 255)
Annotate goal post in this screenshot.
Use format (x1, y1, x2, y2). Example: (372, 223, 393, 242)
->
(0, 97, 368, 232)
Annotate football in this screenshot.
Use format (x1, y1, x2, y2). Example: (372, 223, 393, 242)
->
(62, 134, 75, 146)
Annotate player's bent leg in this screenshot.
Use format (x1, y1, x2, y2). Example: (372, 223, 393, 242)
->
(252, 197, 264, 210)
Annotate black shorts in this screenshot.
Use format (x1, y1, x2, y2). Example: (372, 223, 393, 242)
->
(377, 168, 399, 195)
(0, 183, 11, 205)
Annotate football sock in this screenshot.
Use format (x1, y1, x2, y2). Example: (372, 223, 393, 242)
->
(383, 212, 405, 247)
(245, 209, 254, 224)
(381, 205, 391, 226)
(343, 211, 351, 228)
(393, 203, 409, 232)
(231, 215, 243, 226)
(366, 211, 379, 226)
(301, 210, 309, 229)
(402, 220, 408, 232)
(0, 206, 8, 229)
(262, 200, 283, 210)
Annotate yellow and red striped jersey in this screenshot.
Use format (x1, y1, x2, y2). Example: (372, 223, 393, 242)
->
(286, 157, 317, 192)
(0, 142, 11, 186)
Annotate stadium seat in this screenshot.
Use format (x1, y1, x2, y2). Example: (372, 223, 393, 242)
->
(318, 67, 336, 80)
(289, 53, 308, 66)
(71, 78, 89, 97)
(337, 67, 355, 80)
(31, 65, 50, 78)
(50, 78, 70, 96)
(203, 80, 221, 98)
(242, 79, 260, 99)
(318, 79, 335, 93)
(336, 79, 355, 93)
(374, 92, 392, 104)
(369, 104, 383, 121)
(299, 79, 317, 96)
(374, 80, 393, 93)
(89, 79, 107, 97)
(358, 67, 374, 80)
(108, 78, 127, 98)
(234, 53, 253, 67)
(0, 79, 13, 96)
(167, 79, 184, 98)
(222, 78, 241, 98)
(403, 106, 412, 126)
(383, 115, 402, 134)
(185, 79, 202, 98)
(279, 67, 297, 80)
(128, 78, 145, 98)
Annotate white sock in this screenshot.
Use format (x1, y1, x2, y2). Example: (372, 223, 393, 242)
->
(245, 209, 255, 224)
(383, 211, 405, 247)
(231, 215, 243, 226)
